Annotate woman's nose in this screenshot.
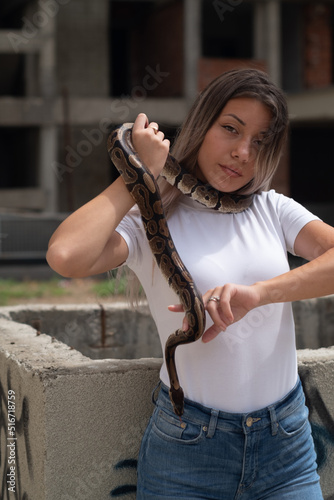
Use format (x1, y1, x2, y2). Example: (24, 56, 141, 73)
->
(231, 138, 252, 162)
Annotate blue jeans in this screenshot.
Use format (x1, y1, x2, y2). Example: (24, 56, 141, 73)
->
(137, 379, 323, 499)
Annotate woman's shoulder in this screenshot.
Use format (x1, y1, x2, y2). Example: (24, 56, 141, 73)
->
(253, 189, 320, 227)
(254, 189, 288, 203)
(253, 189, 299, 213)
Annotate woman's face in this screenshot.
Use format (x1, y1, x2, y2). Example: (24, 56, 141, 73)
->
(196, 97, 272, 192)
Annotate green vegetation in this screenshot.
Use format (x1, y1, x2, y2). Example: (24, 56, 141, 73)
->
(0, 278, 67, 305)
(92, 276, 128, 297)
(0, 277, 126, 306)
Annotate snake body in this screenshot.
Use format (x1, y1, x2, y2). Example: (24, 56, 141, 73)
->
(107, 123, 253, 416)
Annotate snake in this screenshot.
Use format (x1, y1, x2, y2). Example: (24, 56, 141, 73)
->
(107, 123, 253, 416)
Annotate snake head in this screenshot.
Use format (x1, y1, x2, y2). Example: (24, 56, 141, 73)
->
(169, 386, 184, 417)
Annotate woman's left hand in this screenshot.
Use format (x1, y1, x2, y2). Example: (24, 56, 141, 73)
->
(168, 283, 262, 343)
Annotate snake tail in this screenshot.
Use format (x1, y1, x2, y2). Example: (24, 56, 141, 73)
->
(169, 386, 184, 417)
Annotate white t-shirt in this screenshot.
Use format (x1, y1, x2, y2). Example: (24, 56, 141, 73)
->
(116, 190, 319, 413)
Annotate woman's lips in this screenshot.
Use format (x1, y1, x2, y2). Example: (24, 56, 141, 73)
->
(219, 164, 242, 178)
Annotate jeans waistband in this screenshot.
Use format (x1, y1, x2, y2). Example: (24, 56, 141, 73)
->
(154, 377, 305, 436)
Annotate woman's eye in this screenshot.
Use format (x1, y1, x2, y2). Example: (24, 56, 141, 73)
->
(223, 125, 237, 133)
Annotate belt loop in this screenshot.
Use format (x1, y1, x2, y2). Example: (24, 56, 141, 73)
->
(151, 380, 162, 406)
(268, 406, 278, 436)
(206, 409, 219, 439)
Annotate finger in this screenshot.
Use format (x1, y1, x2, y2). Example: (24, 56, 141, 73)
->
(204, 286, 223, 304)
(206, 307, 226, 330)
(202, 324, 223, 343)
(167, 304, 188, 332)
(168, 304, 184, 312)
(203, 289, 215, 303)
(162, 138, 170, 150)
(148, 121, 159, 134)
(203, 288, 222, 310)
(205, 286, 234, 325)
(219, 286, 234, 323)
(205, 288, 226, 329)
(149, 123, 167, 144)
(133, 113, 148, 132)
(182, 316, 189, 332)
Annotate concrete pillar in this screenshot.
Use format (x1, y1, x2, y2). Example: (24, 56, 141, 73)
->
(39, 125, 58, 212)
(266, 0, 282, 86)
(184, 0, 201, 104)
(253, 0, 281, 86)
(253, 2, 266, 60)
(38, 14, 58, 211)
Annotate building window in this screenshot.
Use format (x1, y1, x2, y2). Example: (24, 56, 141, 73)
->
(109, 0, 183, 98)
(0, 2, 27, 29)
(290, 124, 334, 217)
(201, 0, 253, 59)
(0, 128, 39, 188)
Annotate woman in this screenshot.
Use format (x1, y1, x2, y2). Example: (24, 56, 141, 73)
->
(47, 69, 333, 499)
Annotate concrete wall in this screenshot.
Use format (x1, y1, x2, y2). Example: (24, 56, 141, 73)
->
(294, 295, 334, 350)
(0, 303, 162, 360)
(0, 319, 161, 500)
(1, 299, 334, 499)
(298, 348, 334, 500)
(1, 297, 334, 356)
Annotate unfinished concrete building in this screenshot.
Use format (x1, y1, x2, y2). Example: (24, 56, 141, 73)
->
(0, 0, 334, 259)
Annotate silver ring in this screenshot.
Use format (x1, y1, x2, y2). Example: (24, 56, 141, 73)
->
(208, 296, 220, 303)
(151, 125, 158, 135)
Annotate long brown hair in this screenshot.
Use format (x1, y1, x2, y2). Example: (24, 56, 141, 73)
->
(158, 68, 289, 211)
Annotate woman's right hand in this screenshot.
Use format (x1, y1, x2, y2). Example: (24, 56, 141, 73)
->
(132, 113, 170, 179)
(168, 283, 262, 343)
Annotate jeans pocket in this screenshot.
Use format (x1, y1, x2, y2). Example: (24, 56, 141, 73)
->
(278, 403, 310, 437)
(153, 408, 204, 444)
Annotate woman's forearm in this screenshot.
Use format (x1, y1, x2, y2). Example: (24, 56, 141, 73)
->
(255, 247, 334, 306)
(46, 176, 135, 277)
(199, 247, 334, 342)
